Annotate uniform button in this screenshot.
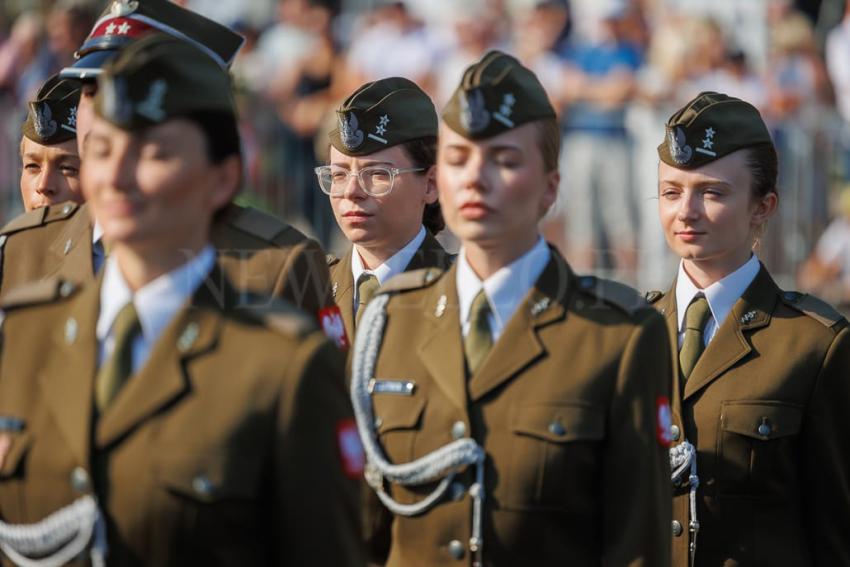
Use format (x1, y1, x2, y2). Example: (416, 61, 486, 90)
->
(192, 475, 213, 496)
(451, 421, 466, 440)
(449, 481, 465, 501)
(70, 467, 90, 492)
(758, 419, 771, 437)
(671, 424, 681, 442)
(447, 539, 465, 559)
(548, 421, 566, 436)
(672, 520, 683, 537)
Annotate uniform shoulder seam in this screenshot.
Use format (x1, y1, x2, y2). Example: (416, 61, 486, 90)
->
(379, 267, 444, 295)
(780, 291, 846, 328)
(577, 275, 648, 314)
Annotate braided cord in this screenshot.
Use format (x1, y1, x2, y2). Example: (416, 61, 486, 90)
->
(670, 441, 700, 563)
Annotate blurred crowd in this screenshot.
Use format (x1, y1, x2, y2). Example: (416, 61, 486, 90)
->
(2, 0, 850, 307)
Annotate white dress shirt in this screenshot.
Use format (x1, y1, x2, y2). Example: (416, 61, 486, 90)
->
(675, 254, 761, 348)
(456, 236, 550, 343)
(351, 225, 426, 314)
(97, 245, 216, 373)
(92, 221, 106, 274)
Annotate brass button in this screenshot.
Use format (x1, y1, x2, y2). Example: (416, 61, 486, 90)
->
(192, 475, 213, 496)
(70, 467, 90, 492)
(548, 421, 566, 436)
(758, 419, 771, 437)
(447, 539, 465, 559)
(451, 421, 466, 440)
(672, 520, 683, 537)
(671, 424, 681, 442)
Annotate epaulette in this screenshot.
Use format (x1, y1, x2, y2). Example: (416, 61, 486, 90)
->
(0, 201, 79, 236)
(0, 278, 77, 311)
(226, 206, 292, 242)
(326, 254, 340, 267)
(576, 275, 647, 314)
(780, 290, 846, 328)
(644, 290, 664, 304)
(379, 267, 444, 295)
(238, 298, 316, 338)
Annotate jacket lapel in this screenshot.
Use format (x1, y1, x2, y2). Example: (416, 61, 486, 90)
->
(683, 265, 775, 400)
(40, 274, 101, 466)
(468, 247, 570, 402)
(46, 205, 95, 283)
(416, 263, 467, 411)
(330, 249, 356, 342)
(405, 231, 453, 271)
(95, 268, 225, 448)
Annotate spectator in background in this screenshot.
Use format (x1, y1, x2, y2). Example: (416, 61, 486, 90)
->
(827, 0, 850, 126)
(0, 11, 43, 102)
(556, 3, 641, 276)
(799, 187, 850, 310)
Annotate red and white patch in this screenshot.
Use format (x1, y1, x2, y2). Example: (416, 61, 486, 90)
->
(336, 419, 365, 479)
(88, 17, 153, 41)
(0, 434, 11, 469)
(319, 305, 349, 350)
(656, 396, 673, 447)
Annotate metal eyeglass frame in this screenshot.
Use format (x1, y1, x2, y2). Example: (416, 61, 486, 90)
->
(314, 165, 425, 197)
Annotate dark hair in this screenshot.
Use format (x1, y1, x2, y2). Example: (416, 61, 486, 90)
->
(185, 111, 242, 164)
(535, 117, 561, 172)
(400, 135, 445, 234)
(744, 143, 778, 199)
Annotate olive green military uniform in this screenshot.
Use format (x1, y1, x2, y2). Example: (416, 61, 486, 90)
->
(651, 92, 850, 566)
(649, 268, 850, 566)
(358, 250, 672, 566)
(0, 269, 363, 567)
(0, 201, 332, 316)
(327, 231, 453, 344)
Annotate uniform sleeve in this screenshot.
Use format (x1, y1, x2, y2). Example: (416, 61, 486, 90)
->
(273, 239, 332, 319)
(603, 310, 672, 567)
(803, 325, 850, 565)
(273, 332, 365, 567)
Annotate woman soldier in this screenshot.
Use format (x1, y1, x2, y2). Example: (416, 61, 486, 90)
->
(352, 50, 672, 566)
(322, 77, 452, 347)
(651, 91, 850, 566)
(0, 35, 363, 567)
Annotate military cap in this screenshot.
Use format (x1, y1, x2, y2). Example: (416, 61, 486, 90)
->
(442, 50, 555, 139)
(329, 77, 437, 156)
(60, 0, 244, 81)
(22, 75, 81, 145)
(95, 33, 235, 130)
(658, 91, 773, 169)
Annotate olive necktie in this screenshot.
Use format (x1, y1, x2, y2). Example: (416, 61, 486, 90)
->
(679, 296, 711, 381)
(355, 273, 380, 327)
(464, 290, 493, 375)
(95, 302, 141, 412)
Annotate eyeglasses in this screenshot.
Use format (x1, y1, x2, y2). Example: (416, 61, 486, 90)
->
(314, 165, 425, 197)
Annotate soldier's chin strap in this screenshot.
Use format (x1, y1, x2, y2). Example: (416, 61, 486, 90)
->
(351, 294, 486, 567)
(670, 441, 699, 565)
(0, 494, 107, 567)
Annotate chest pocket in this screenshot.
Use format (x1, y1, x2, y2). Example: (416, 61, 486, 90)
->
(505, 402, 605, 511)
(373, 394, 426, 465)
(719, 401, 804, 499)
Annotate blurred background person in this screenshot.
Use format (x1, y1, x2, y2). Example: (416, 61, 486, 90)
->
(799, 186, 850, 312)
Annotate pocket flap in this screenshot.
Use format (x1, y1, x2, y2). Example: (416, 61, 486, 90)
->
(374, 394, 426, 434)
(721, 401, 804, 440)
(155, 450, 257, 503)
(511, 402, 605, 443)
(0, 431, 32, 479)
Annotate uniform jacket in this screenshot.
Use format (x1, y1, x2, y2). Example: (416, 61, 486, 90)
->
(362, 247, 672, 567)
(0, 269, 364, 567)
(327, 230, 453, 345)
(0, 201, 332, 317)
(649, 265, 850, 566)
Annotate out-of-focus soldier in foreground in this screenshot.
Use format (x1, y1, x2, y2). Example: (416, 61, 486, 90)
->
(0, 34, 364, 567)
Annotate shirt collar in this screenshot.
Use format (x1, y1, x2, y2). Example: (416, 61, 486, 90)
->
(675, 254, 761, 333)
(457, 237, 550, 334)
(351, 225, 426, 286)
(92, 220, 104, 246)
(97, 245, 216, 346)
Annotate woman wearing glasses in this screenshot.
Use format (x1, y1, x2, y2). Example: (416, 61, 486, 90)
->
(319, 77, 452, 346)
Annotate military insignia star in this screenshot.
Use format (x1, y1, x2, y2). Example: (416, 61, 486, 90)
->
(376, 124, 386, 135)
(378, 114, 390, 127)
(704, 127, 715, 138)
(117, 22, 131, 34)
(105, 22, 117, 34)
(702, 138, 713, 149)
(68, 107, 77, 127)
